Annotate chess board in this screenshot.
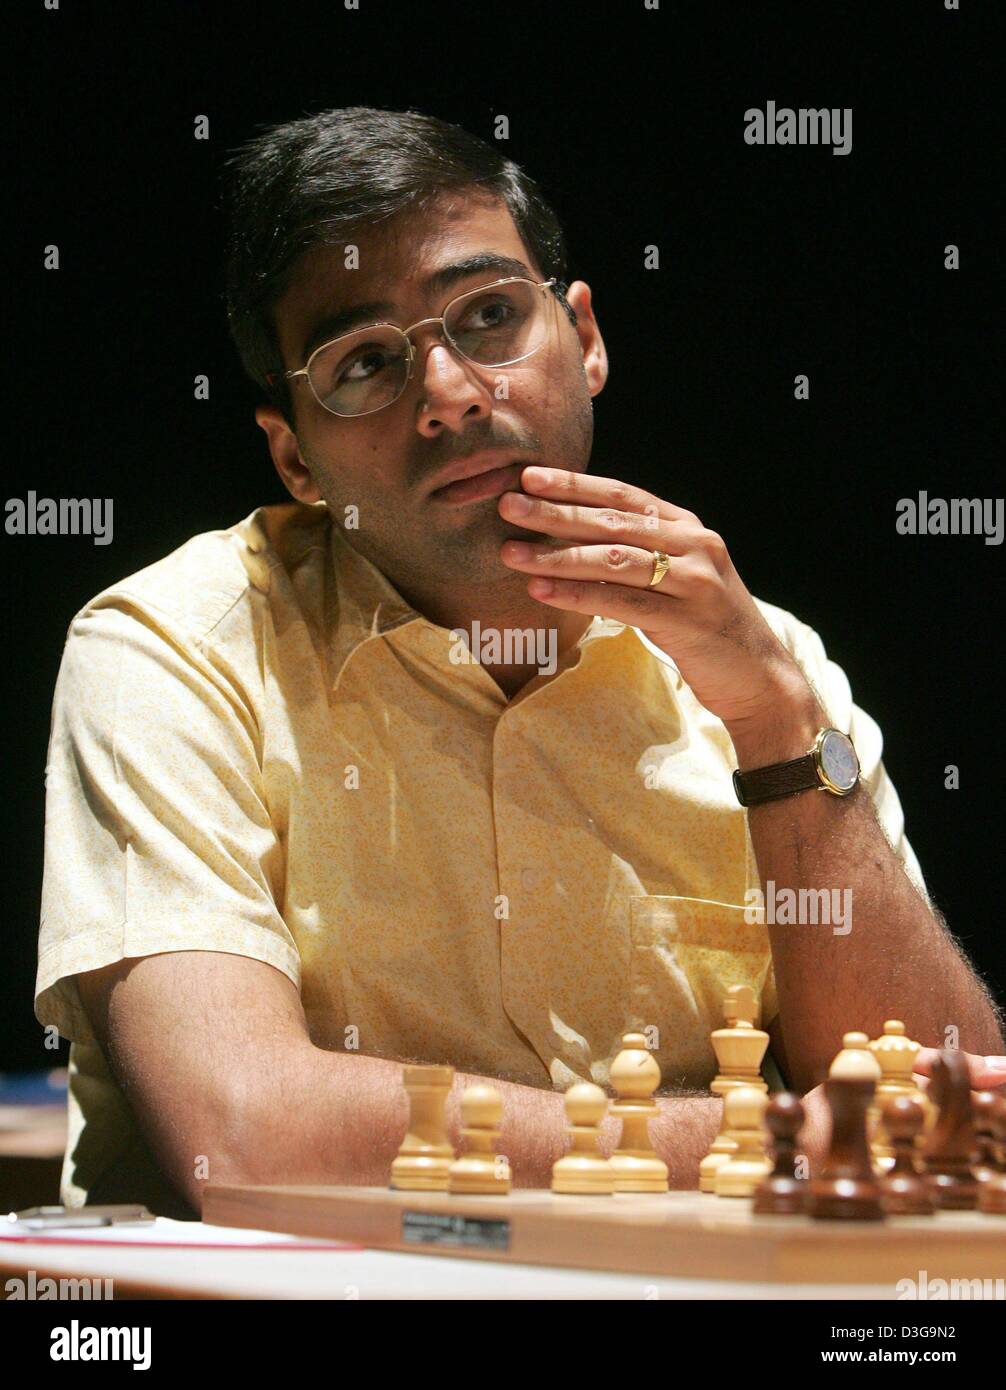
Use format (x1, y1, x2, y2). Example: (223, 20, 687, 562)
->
(201, 1183, 1006, 1285)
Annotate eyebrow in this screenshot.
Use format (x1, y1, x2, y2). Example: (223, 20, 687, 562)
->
(297, 252, 537, 361)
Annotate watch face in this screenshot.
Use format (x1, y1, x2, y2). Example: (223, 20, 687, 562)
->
(819, 729, 859, 791)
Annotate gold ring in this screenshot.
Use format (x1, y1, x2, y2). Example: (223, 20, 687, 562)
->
(648, 550, 672, 588)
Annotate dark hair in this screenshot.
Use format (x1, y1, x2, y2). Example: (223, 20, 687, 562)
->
(220, 106, 573, 426)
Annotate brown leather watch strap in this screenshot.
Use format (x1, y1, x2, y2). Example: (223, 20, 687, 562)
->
(732, 753, 819, 807)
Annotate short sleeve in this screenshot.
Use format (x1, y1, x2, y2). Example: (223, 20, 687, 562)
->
(35, 599, 300, 1044)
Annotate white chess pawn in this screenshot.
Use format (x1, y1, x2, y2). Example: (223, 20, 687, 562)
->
(448, 1085, 511, 1194)
(714, 1086, 772, 1198)
(552, 1083, 615, 1195)
(609, 1033, 669, 1192)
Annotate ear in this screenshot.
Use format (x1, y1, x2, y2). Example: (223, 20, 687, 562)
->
(563, 280, 608, 398)
(255, 404, 321, 503)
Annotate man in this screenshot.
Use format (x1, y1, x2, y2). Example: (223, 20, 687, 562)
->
(36, 107, 1004, 1218)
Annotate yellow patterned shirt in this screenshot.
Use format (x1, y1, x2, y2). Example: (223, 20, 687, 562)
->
(35, 500, 928, 1214)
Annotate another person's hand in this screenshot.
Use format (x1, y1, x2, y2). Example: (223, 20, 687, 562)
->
(797, 1081, 833, 1172)
(913, 1048, 1006, 1090)
(797, 1049, 1005, 1174)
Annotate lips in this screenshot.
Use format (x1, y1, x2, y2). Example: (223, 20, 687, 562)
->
(430, 451, 517, 491)
(430, 461, 525, 505)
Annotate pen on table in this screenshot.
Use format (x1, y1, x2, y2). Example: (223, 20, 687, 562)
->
(7, 1203, 156, 1230)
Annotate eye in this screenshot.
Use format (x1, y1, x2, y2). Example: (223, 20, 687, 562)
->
(473, 300, 512, 328)
(456, 296, 517, 332)
(337, 346, 395, 383)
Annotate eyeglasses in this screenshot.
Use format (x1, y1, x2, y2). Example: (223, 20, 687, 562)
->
(267, 277, 565, 418)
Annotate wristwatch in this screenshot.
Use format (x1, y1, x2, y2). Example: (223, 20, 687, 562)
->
(732, 727, 860, 807)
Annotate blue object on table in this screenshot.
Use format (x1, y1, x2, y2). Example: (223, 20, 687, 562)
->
(0, 1070, 69, 1105)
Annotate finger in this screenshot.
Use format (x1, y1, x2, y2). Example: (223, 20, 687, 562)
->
(915, 1048, 1006, 1090)
(500, 540, 694, 595)
(498, 487, 695, 550)
(966, 1057, 1006, 1089)
(517, 465, 697, 526)
(520, 572, 681, 625)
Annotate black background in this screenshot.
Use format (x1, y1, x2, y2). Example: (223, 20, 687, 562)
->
(5, 0, 1003, 1072)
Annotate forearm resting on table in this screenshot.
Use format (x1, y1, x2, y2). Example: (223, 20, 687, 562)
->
(207, 1045, 722, 1207)
(77, 953, 721, 1217)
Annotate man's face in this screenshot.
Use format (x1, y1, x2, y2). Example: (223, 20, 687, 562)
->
(259, 194, 608, 601)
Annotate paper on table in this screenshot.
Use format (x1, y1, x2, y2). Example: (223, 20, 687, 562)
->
(0, 1217, 359, 1250)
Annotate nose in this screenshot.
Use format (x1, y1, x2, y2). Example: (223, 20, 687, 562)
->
(411, 331, 493, 438)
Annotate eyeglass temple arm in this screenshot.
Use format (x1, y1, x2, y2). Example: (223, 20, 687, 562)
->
(550, 279, 578, 327)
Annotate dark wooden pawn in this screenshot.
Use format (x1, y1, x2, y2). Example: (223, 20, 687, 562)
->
(977, 1093, 1006, 1216)
(808, 1077, 885, 1221)
(878, 1094, 934, 1215)
(753, 1093, 808, 1215)
(923, 1050, 979, 1210)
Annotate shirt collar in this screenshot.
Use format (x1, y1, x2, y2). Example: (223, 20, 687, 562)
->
(326, 516, 419, 683)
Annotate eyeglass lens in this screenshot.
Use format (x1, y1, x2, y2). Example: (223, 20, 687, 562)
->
(306, 280, 548, 416)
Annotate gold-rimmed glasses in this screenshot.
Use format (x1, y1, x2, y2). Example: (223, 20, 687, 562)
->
(267, 276, 563, 418)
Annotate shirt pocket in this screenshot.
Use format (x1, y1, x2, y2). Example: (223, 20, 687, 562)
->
(627, 894, 772, 1087)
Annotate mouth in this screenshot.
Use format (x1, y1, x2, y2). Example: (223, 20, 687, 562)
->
(428, 460, 526, 505)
